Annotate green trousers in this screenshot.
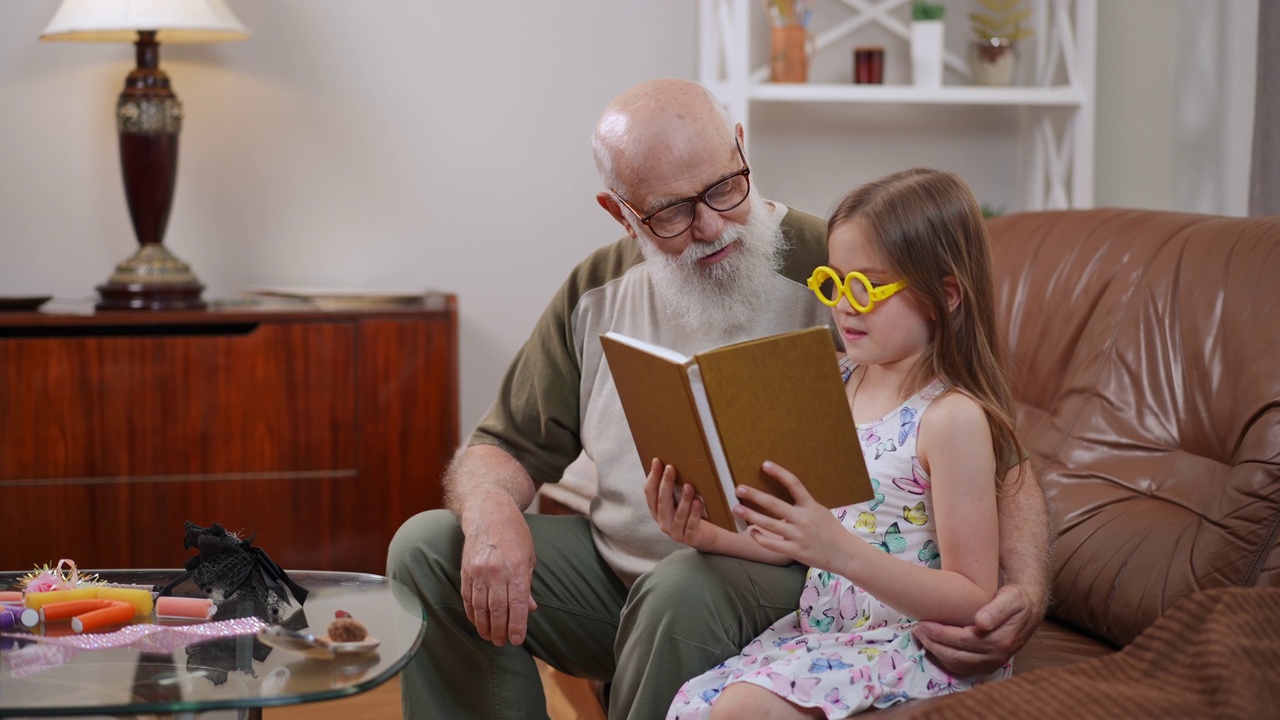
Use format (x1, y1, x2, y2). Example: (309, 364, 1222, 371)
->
(387, 509, 806, 719)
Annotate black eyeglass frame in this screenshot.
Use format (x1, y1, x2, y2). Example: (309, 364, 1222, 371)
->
(611, 138, 752, 239)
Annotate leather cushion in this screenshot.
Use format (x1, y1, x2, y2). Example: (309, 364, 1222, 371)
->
(986, 209, 1280, 647)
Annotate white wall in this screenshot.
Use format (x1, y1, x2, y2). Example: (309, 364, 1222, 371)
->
(0, 1, 1257, 435)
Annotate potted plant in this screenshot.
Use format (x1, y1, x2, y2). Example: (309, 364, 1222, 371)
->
(969, 0, 1032, 86)
(910, 1, 946, 88)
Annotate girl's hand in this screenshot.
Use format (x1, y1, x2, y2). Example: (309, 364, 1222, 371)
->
(734, 460, 851, 570)
(642, 458, 719, 552)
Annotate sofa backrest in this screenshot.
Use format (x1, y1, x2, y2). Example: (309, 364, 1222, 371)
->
(986, 208, 1280, 648)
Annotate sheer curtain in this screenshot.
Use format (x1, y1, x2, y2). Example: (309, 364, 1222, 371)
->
(1251, 0, 1279, 216)
(1170, 1, 1257, 216)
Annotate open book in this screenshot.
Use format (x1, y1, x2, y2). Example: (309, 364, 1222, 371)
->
(600, 326, 873, 532)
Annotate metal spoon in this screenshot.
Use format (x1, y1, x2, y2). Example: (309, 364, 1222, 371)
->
(258, 626, 328, 653)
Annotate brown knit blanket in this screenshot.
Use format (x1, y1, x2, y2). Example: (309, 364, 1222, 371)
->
(913, 587, 1280, 720)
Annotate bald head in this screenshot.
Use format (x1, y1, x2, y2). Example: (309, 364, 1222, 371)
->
(592, 78, 737, 196)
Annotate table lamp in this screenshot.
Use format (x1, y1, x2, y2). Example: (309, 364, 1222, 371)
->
(41, 0, 250, 311)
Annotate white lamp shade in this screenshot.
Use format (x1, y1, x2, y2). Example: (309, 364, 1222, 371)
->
(40, 0, 250, 43)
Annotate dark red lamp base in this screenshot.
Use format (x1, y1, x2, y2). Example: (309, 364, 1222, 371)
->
(97, 282, 207, 311)
(102, 30, 206, 312)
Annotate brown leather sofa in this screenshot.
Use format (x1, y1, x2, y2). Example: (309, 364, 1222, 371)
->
(540, 208, 1280, 717)
(883, 207, 1280, 717)
(991, 208, 1278, 664)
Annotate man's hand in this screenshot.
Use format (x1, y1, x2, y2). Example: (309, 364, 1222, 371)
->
(643, 458, 719, 552)
(459, 496, 539, 647)
(913, 583, 1040, 675)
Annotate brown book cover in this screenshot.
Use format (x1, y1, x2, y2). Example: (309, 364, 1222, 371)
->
(600, 326, 873, 533)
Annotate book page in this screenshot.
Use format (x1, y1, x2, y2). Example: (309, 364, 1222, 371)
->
(686, 365, 748, 533)
(601, 331, 690, 364)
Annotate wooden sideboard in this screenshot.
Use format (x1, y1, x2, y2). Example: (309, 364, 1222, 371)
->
(0, 294, 458, 574)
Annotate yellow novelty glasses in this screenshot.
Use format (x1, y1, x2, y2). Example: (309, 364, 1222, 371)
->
(806, 266, 908, 313)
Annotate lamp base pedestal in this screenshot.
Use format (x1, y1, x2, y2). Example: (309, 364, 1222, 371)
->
(96, 283, 206, 311)
(95, 243, 207, 311)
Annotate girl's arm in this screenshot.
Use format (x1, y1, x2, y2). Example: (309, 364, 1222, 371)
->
(735, 392, 1000, 626)
(643, 459, 792, 565)
(912, 462, 1052, 674)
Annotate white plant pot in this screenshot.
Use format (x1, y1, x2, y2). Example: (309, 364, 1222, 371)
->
(911, 20, 945, 88)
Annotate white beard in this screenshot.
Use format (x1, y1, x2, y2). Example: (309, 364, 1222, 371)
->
(637, 197, 789, 330)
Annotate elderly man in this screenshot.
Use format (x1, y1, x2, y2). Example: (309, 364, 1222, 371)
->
(388, 78, 1050, 719)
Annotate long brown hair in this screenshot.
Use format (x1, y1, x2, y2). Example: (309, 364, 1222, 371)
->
(828, 168, 1024, 490)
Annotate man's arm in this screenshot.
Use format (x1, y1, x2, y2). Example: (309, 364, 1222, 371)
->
(995, 462, 1054, 617)
(913, 461, 1054, 674)
(445, 443, 542, 648)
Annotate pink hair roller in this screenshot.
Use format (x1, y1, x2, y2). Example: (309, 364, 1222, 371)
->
(156, 596, 216, 620)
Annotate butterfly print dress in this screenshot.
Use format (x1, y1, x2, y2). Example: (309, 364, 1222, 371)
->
(666, 365, 1010, 719)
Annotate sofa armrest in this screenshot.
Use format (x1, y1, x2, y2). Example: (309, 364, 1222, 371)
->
(1012, 619, 1115, 673)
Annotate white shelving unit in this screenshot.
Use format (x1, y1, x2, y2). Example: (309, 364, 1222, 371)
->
(697, 0, 1097, 210)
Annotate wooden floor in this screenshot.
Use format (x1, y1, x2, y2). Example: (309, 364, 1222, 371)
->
(265, 662, 606, 720)
(265, 676, 401, 719)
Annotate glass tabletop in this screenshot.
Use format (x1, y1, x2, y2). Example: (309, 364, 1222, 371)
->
(0, 569, 425, 717)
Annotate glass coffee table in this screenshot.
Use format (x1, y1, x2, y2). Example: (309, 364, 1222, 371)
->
(0, 570, 424, 718)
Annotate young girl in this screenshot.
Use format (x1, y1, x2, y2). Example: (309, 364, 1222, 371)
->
(653, 168, 1025, 719)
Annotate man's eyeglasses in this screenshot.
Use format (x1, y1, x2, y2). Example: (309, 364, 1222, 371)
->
(806, 266, 907, 313)
(611, 139, 751, 239)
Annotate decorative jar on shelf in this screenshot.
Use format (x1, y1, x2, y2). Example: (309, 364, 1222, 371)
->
(968, 37, 1017, 86)
(967, 0, 1032, 86)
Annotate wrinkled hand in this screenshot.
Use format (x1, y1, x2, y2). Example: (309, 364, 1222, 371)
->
(460, 500, 539, 647)
(733, 461, 846, 570)
(914, 583, 1039, 675)
(643, 459, 719, 552)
